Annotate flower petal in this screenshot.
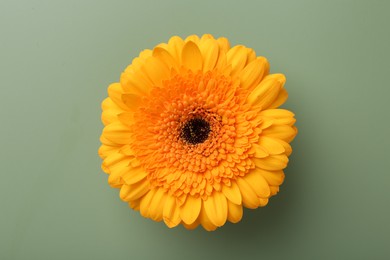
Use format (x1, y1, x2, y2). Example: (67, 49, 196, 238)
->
(245, 48, 257, 65)
(226, 45, 247, 76)
(140, 188, 157, 219)
(121, 166, 148, 185)
(243, 170, 271, 198)
(102, 150, 129, 172)
(262, 125, 298, 143)
(251, 144, 269, 158)
(260, 109, 296, 126)
(199, 38, 219, 72)
(259, 198, 269, 207)
(98, 144, 120, 160)
(269, 88, 288, 108)
(102, 121, 133, 145)
(147, 188, 166, 221)
(107, 83, 129, 110)
(221, 181, 242, 205)
(258, 136, 285, 154)
(129, 199, 141, 210)
(239, 57, 269, 90)
(180, 195, 202, 225)
(167, 36, 184, 63)
(227, 200, 243, 223)
(247, 74, 286, 109)
(182, 219, 200, 230)
(121, 94, 142, 112)
(140, 57, 170, 87)
(257, 169, 285, 186)
(236, 177, 259, 209)
(120, 71, 153, 96)
(185, 34, 200, 43)
(270, 186, 280, 196)
(120, 180, 150, 201)
(163, 196, 181, 228)
(118, 112, 135, 128)
(152, 46, 178, 70)
(280, 140, 293, 156)
(199, 205, 218, 231)
(253, 154, 289, 171)
(203, 192, 228, 227)
(216, 37, 230, 53)
(101, 98, 122, 125)
(181, 41, 203, 71)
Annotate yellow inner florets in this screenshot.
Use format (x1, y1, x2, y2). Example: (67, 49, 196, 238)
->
(131, 70, 260, 200)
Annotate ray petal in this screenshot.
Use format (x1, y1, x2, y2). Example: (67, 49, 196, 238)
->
(227, 200, 243, 223)
(243, 170, 271, 198)
(180, 196, 202, 225)
(163, 196, 181, 228)
(221, 181, 242, 205)
(203, 192, 228, 227)
(182, 41, 203, 71)
(239, 57, 269, 90)
(236, 177, 259, 209)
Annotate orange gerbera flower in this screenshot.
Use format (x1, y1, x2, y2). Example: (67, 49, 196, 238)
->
(99, 34, 297, 231)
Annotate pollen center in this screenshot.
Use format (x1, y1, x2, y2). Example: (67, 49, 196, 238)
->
(181, 118, 211, 145)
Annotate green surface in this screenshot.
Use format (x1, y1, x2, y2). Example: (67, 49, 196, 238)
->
(1, 0, 389, 259)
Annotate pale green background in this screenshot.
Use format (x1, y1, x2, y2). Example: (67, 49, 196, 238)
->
(1, 0, 389, 259)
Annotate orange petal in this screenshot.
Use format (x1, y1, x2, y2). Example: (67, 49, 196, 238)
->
(98, 144, 120, 160)
(239, 57, 269, 90)
(140, 188, 157, 219)
(140, 57, 170, 87)
(182, 219, 200, 230)
(185, 34, 200, 43)
(216, 37, 230, 53)
(107, 83, 129, 110)
(199, 205, 218, 231)
(199, 38, 219, 72)
(269, 88, 288, 108)
(203, 192, 228, 227)
(251, 143, 269, 158)
(147, 188, 167, 221)
(121, 166, 148, 185)
(270, 186, 280, 196)
(243, 170, 271, 198)
(226, 45, 247, 77)
(253, 154, 289, 171)
(167, 36, 184, 63)
(227, 200, 243, 223)
(163, 196, 181, 228)
(259, 198, 269, 207)
(129, 199, 141, 210)
(102, 122, 133, 145)
(121, 94, 142, 112)
(181, 41, 203, 71)
(262, 125, 297, 143)
(247, 74, 286, 109)
(258, 136, 285, 154)
(152, 46, 178, 70)
(257, 169, 285, 186)
(221, 181, 242, 205)
(101, 97, 122, 125)
(120, 180, 150, 201)
(260, 109, 295, 126)
(120, 71, 153, 96)
(180, 195, 202, 225)
(236, 177, 259, 209)
(118, 112, 135, 128)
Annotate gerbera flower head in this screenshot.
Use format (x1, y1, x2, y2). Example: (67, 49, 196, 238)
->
(99, 34, 297, 231)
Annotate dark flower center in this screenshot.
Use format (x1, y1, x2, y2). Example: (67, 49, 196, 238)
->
(181, 118, 211, 145)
